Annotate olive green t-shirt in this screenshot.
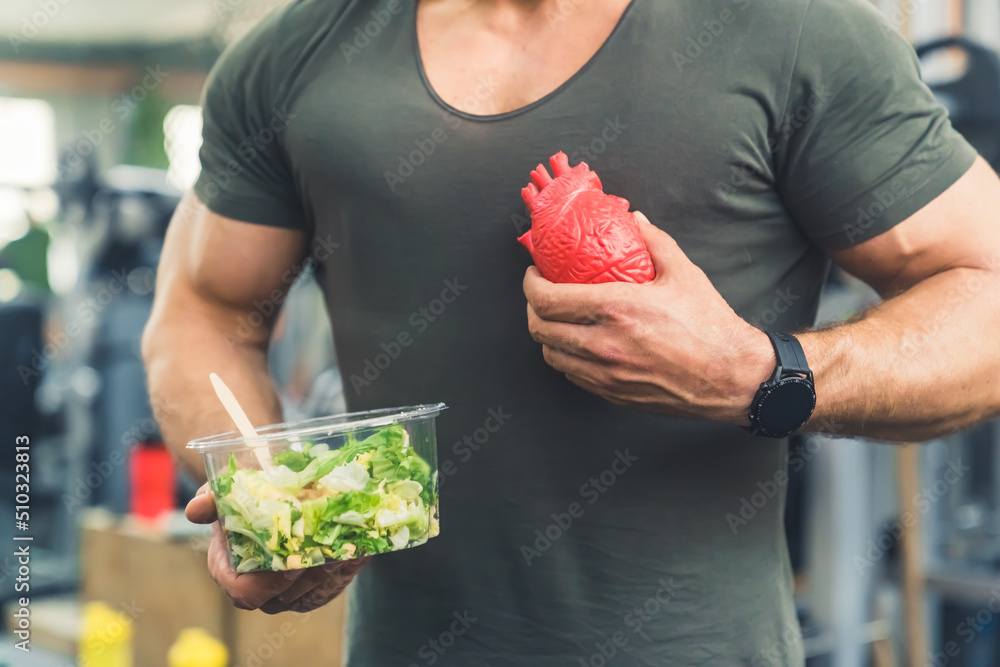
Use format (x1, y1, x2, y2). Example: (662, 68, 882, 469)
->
(194, 0, 976, 664)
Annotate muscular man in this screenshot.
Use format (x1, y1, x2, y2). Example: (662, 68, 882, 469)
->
(143, 0, 1000, 663)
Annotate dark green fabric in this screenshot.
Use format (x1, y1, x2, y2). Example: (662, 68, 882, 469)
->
(194, 0, 976, 663)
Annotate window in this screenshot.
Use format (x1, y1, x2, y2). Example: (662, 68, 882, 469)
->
(0, 97, 57, 187)
(163, 104, 203, 191)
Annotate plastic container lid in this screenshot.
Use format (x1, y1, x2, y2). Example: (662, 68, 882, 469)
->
(186, 403, 447, 452)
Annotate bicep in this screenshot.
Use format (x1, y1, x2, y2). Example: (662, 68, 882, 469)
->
(829, 157, 1000, 297)
(153, 192, 308, 341)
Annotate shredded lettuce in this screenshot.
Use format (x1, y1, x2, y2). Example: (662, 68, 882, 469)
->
(318, 461, 371, 493)
(212, 424, 438, 571)
(272, 449, 310, 472)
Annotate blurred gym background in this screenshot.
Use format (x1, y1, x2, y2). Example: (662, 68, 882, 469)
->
(0, 0, 998, 665)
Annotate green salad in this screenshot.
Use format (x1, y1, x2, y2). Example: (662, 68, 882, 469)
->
(211, 424, 438, 572)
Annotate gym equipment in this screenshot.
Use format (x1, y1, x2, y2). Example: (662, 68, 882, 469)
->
(916, 37, 1000, 170)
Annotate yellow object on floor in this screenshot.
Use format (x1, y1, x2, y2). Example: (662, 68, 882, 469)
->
(78, 601, 133, 667)
(168, 628, 229, 667)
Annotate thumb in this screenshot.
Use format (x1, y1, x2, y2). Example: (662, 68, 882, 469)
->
(185, 482, 218, 524)
(634, 211, 688, 280)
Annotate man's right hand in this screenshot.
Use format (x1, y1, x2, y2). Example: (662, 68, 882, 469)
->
(186, 484, 369, 614)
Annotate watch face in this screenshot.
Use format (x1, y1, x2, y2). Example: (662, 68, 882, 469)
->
(756, 377, 817, 437)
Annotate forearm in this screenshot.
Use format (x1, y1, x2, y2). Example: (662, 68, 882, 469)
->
(794, 267, 1000, 441)
(142, 309, 283, 481)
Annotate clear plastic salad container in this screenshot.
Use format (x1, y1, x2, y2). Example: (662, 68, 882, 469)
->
(187, 403, 445, 573)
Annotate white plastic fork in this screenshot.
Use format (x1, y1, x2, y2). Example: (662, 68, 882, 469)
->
(209, 372, 272, 469)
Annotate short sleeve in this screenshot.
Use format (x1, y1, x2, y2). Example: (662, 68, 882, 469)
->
(193, 11, 308, 230)
(775, 0, 978, 251)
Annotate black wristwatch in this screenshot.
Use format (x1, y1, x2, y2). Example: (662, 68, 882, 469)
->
(745, 331, 816, 438)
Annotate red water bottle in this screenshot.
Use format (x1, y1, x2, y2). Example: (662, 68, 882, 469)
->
(130, 440, 176, 519)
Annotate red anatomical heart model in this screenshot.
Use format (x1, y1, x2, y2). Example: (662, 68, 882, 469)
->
(518, 152, 655, 284)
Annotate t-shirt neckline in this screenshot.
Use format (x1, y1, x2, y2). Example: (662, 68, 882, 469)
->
(410, 0, 638, 123)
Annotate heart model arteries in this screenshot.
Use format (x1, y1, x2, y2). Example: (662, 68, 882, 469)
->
(518, 152, 655, 284)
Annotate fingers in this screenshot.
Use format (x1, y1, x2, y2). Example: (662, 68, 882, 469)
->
(185, 483, 217, 524)
(259, 593, 329, 615)
(564, 373, 628, 406)
(523, 266, 616, 324)
(273, 569, 324, 604)
(207, 523, 305, 611)
(324, 556, 370, 579)
(272, 561, 360, 605)
(527, 303, 600, 360)
(545, 347, 629, 406)
(634, 211, 686, 280)
(262, 557, 371, 615)
(542, 345, 605, 383)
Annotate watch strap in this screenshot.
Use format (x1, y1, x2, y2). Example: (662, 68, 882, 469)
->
(767, 332, 810, 376)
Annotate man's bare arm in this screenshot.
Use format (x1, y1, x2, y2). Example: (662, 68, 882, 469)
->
(145, 196, 365, 613)
(798, 157, 1000, 440)
(142, 193, 308, 479)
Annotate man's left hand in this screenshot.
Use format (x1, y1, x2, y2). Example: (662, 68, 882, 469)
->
(523, 212, 774, 425)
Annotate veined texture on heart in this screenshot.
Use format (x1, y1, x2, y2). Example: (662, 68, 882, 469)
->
(517, 151, 655, 285)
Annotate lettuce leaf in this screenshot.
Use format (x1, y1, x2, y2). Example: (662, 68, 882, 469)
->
(272, 449, 310, 472)
(211, 453, 238, 498)
(317, 461, 371, 493)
